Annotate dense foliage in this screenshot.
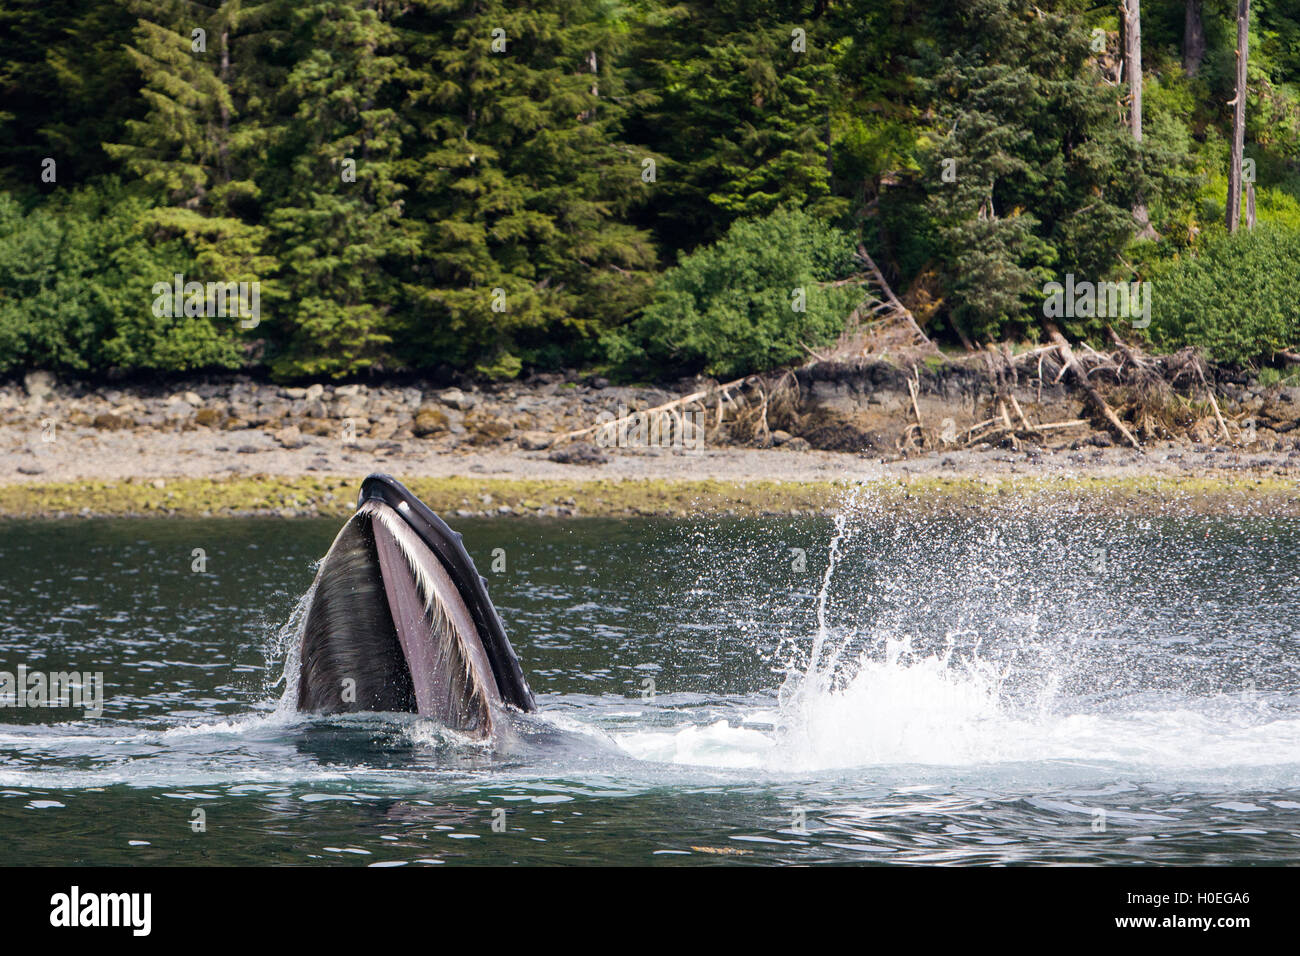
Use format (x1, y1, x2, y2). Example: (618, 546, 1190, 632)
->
(0, 183, 241, 373)
(1, 0, 1298, 380)
(1147, 224, 1300, 364)
(608, 208, 859, 378)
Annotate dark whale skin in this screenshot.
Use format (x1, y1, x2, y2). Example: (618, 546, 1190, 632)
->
(356, 474, 535, 713)
(296, 474, 536, 728)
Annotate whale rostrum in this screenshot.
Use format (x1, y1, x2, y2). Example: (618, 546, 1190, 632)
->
(296, 474, 536, 734)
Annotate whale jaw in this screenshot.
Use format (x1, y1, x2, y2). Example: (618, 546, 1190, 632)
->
(296, 475, 535, 735)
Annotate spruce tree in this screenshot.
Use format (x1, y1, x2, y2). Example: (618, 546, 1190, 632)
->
(398, 0, 656, 376)
(906, 0, 1163, 342)
(0, 0, 139, 191)
(104, 1, 282, 292)
(627, 0, 844, 254)
(266, 0, 416, 378)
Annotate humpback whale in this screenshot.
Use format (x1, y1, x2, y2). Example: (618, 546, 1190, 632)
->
(296, 474, 536, 736)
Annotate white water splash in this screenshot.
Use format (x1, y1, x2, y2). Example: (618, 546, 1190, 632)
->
(770, 635, 1008, 771)
(616, 658, 1300, 777)
(267, 577, 314, 718)
(615, 491, 1300, 779)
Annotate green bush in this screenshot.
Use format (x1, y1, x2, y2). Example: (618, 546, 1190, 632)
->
(0, 181, 244, 375)
(605, 208, 860, 379)
(1145, 224, 1300, 365)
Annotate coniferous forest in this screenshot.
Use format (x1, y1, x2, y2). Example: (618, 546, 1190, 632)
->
(2, 0, 1299, 383)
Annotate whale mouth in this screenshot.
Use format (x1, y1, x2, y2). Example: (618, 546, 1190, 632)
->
(296, 474, 535, 734)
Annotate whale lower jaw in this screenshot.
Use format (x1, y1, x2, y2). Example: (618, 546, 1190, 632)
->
(296, 477, 535, 736)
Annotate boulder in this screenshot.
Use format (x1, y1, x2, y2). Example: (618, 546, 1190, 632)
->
(274, 425, 307, 449)
(93, 412, 132, 430)
(300, 419, 335, 437)
(368, 417, 400, 440)
(412, 404, 449, 437)
(518, 430, 553, 451)
(548, 442, 609, 465)
(467, 415, 513, 445)
(333, 398, 368, 419)
(194, 407, 223, 428)
(162, 401, 196, 423)
(439, 387, 479, 411)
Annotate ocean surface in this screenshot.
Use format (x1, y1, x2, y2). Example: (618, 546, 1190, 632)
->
(2, 494, 1298, 865)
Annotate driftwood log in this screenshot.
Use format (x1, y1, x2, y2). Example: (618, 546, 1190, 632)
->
(1047, 325, 1141, 449)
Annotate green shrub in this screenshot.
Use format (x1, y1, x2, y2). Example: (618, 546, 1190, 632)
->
(606, 208, 860, 379)
(0, 181, 243, 375)
(1145, 224, 1300, 365)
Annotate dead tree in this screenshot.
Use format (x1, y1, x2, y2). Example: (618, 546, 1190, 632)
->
(1047, 326, 1141, 449)
(1123, 1, 1157, 237)
(1227, 0, 1250, 232)
(1124, 0, 1143, 143)
(1184, 0, 1206, 77)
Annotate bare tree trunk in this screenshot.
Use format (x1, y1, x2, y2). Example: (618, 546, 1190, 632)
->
(1227, 0, 1250, 233)
(1124, 0, 1142, 142)
(219, 30, 231, 186)
(1184, 0, 1206, 76)
(1047, 326, 1141, 449)
(1124, 2, 1157, 237)
(578, 50, 598, 121)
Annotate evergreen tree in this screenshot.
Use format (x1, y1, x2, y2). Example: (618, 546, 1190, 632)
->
(0, 0, 139, 191)
(902, 0, 1180, 342)
(0, 0, 1295, 376)
(267, 0, 416, 378)
(398, 0, 657, 376)
(104, 0, 282, 292)
(628, 0, 844, 254)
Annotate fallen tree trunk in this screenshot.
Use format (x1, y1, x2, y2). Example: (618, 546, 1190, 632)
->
(1193, 360, 1231, 441)
(1047, 326, 1142, 449)
(555, 375, 754, 444)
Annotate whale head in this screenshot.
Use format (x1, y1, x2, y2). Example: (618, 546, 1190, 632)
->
(296, 474, 535, 735)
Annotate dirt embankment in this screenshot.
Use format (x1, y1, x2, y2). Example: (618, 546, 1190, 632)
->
(785, 354, 1300, 454)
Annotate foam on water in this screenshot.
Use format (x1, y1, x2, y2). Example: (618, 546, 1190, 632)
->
(613, 488, 1300, 782)
(615, 647, 1300, 778)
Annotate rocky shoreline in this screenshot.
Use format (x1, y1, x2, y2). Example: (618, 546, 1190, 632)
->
(2, 360, 1297, 517)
